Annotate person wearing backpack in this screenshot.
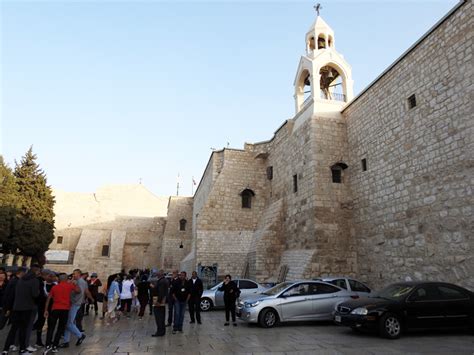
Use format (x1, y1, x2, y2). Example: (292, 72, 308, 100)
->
(120, 275, 134, 318)
(218, 275, 240, 326)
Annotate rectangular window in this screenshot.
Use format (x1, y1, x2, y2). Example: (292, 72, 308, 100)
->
(57, 236, 63, 244)
(361, 158, 367, 171)
(101, 245, 110, 257)
(332, 169, 342, 183)
(266, 166, 273, 180)
(407, 94, 417, 109)
(293, 174, 298, 193)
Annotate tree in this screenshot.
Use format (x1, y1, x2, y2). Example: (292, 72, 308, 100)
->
(13, 147, 55, 257)
(0, 156, 19, 252)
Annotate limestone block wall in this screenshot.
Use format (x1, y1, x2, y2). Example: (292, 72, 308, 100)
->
(49, 185, 170, 278)
(122, 216, 167, 271)
(193, 149, 269, 278)
(160, 197, 193, 271)
(245, 110, 356, 281)
(344, 0, 473, 289)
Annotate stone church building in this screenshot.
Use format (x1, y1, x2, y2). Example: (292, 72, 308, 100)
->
(47, 1, 472, 289)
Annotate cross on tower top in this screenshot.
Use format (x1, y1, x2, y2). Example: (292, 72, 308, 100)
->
(314, 3, 322, 16)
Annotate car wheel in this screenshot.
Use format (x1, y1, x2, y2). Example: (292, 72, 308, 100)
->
(200, 298, 213, 312)
(259, 308, 278, 328)
(379, 313, 402, 339)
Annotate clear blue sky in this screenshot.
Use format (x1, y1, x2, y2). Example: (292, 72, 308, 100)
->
(1, 0, 458, 197)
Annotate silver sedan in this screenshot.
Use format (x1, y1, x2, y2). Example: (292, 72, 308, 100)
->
(237, 281, 357, 328)
(200, 279, 268, 311)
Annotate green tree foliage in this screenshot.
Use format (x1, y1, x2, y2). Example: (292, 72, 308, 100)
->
(0, 156, 19, 252)
(12, 147, 55, 256)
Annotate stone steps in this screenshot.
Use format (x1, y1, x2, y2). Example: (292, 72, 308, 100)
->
(278, 249, 315, 280)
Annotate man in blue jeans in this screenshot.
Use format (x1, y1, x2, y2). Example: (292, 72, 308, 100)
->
(171, 271, 190, 334)
(60, 269, 93, 348)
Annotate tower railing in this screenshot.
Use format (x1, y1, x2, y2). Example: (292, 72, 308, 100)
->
(320, 91, 346, 102)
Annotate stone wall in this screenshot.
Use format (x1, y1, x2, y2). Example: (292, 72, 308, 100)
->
(187, 1, 472, 290)
(46, 185, 188, 279)
(190, 148, 270, 278)
(160, 197, 193, 271)
(343, 0, 473, 289)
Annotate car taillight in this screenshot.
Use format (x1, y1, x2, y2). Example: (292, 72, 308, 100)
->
(350, 295, 359, 299)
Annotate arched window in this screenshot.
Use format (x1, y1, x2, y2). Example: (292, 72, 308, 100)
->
(331, 162, 348, 183)
(328, 35, 334, 48)
(179, 219, 187, 231)
(319, 65, 345, 102)
(309, 36, 316, 51)
(240, 189, 255, 209)
(317, 35, 326, 49)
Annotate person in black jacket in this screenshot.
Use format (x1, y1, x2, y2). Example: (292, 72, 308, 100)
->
(218, 275, 240, 326)
(2, 266, 40, 354)
(187, 271, 203, 324)
(137, 275, 150, 320)
(166, 270, 178, 326)
(171, 272, 190, 333)
(150, 270, 168, 337)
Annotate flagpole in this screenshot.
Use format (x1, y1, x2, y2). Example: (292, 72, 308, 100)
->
(177, 173, 180, 196)
(191, 177, 194, 195)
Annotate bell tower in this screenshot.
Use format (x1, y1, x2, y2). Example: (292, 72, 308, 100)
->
(293, 8, 354, 115)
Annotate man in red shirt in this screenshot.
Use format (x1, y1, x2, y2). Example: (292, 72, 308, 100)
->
(43, 273, 80, 354)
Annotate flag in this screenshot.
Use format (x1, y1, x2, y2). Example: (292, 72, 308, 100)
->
(192, 177, 197, 185)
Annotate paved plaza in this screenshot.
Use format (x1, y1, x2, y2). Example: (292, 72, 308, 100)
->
(1, 309, 470, 355)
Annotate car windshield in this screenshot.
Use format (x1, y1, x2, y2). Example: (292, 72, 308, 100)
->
(261, 282, 293, 296)
(373, 284, 415, 300)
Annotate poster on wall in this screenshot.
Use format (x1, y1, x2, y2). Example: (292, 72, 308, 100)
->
(45, 250, 70, 263)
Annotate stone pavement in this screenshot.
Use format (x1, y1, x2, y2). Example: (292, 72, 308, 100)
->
(2, 310, 473, 355)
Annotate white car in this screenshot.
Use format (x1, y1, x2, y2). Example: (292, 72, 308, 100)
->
(200, 279, 268, 311)
(313, 277, 372, 296)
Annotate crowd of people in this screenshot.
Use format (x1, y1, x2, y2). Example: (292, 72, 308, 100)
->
(0, 264, 242, 354)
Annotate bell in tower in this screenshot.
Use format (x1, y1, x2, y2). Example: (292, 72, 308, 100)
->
(293, 6, 354, 115)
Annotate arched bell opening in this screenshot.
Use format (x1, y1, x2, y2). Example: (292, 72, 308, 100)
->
(328, 35, 334, 48)
(317, 34, 327, 49)
(319, 65, 346, 102)
(308, 36, 316, 52)
(295, 69, 312, 111)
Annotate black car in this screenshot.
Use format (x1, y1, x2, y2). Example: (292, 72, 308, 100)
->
(334, 281, 474, 339)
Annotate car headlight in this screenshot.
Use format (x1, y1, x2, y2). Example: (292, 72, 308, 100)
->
(350, 307, 368, 315)
(244, 300, 261, 308)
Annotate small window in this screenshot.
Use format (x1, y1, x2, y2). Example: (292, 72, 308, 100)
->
(293, 174, 298, 193)
(101, 245, 110, 257)
(329, 279, 347, 290)
(239, 280, 258, 289)
(349, 279, 371, 293)
(266, 166, 273, 180)
(57, 236, 63, 244)
(437, 286, 469, 300)
(240, 189, 255, 209)
(331, 162, 348, 184)
(361, 158, 367, 172)
(408, 94, 417, 109)
(179, 219, 187, 231)
(332, 169, 341, 183)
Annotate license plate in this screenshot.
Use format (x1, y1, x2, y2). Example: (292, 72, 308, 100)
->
(335, 315, 341, 323)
